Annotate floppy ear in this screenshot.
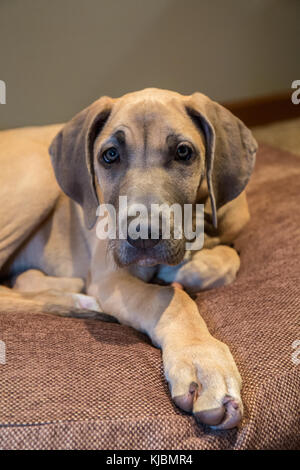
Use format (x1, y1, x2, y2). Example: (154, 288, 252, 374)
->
(49, 96, 113, 229)
(186, 92, 257, 228)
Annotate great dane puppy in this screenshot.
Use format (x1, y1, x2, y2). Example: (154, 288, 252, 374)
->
(0, 88, 257, 430)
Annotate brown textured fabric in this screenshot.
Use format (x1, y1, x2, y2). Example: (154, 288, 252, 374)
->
(0, 144, 299, 450)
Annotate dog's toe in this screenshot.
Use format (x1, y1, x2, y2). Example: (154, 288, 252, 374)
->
(210, 396, 242, 430)
(173, 381, 199, 412)
(195, 405, 225, 426)
(195, 396, 242, 429)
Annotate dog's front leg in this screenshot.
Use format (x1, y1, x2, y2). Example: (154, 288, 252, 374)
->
(88, 270, 243, 429)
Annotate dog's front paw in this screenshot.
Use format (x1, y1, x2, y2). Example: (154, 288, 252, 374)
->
(157, 247, 240, 293)
(163, 337, 243, 429)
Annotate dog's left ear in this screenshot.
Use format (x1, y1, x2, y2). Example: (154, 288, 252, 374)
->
(49, 96, 113, 229)
(185, 92, 257, 228)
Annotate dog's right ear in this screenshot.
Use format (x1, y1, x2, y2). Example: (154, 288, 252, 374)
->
(49, 96, 113, 229)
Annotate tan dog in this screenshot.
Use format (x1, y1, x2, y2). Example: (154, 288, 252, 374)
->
(0, 88, 257, 430)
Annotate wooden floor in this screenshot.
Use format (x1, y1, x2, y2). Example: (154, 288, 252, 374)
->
(252, 117, 300, 156)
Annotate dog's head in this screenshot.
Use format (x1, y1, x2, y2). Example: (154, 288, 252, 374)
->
(49, 88, 257, 267)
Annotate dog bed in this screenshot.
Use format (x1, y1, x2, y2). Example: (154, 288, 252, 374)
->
(0, 143, 299, 450)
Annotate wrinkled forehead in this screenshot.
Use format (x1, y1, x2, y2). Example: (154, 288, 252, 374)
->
(98, 93, 204, 147)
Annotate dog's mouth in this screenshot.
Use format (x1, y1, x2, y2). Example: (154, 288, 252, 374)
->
(111, 239, 186, 268)
(113, 247, 165, 268)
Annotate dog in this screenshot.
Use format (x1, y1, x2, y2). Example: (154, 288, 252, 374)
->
(0, 88, 257, 430)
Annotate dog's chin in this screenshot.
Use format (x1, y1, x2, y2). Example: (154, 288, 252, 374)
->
(135, 257, 161, 267)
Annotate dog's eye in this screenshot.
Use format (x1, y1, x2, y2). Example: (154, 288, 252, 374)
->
(176, 144, 193, 161)
(102, 147, 120, 164)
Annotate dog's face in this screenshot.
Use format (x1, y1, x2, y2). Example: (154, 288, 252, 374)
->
(93, 90, 206, 267)
(49, 88, 257, 268)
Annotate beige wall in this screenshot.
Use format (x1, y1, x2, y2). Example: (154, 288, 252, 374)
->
(0, 0, 299, 129)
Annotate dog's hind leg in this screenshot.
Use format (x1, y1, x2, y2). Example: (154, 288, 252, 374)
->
(12, 269, 102, 313)
(12, 269, 85, 294)
(0, 271, 117, 322)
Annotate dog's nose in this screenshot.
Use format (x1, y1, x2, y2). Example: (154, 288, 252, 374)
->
(127, 225, 161, 249)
